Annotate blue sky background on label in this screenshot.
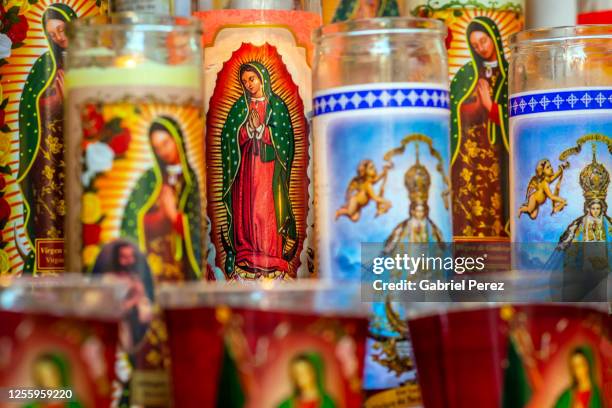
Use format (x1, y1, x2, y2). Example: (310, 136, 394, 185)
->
(327, 111, 452, 281)
(512, 112, 612, 248)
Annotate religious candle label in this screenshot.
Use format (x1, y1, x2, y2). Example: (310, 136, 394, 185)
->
(408, 305, 611, 407)
(409, 0, 525, 242)
(0, 0, 107, 275)
(510, 88, 612, 272)
(0, 310, 119, 407)
(199, 9, 321, 281)
(65, 83, 205, 406)
(313, 83, 451, 406)
(166, 306, 369, 407)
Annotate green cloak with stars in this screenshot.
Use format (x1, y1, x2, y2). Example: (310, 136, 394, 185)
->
(120, 116, 202, 280)
(220, 61, 296, 275)
(332, 0, 399, 22)
(17, 4, 78, 273)
(450, 16, 509, 165)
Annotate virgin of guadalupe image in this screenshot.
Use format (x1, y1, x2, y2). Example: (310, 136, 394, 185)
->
(220, 61, 297, 277)
(450, 16, 509, 239)
(121, 116, 202, 281)
(17, 4, 77, 272)
(383, 145, 444, 255)
(277, 352, 336, 408)
(553, 346, 603, 408)
(22, 352, 83, 408)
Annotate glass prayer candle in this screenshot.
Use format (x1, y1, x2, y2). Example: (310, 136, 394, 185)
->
(408, 303, 611, 407)
(313, 17, 450, 406)
(64, 14, 206, 406)
(0, 276, 126, 406)
(0, 1, 108, 276)
(408, 0, 526, 246)
(509, 26, 612, 284)
(160, 281, 369, 407)
(195, 0, 321, 281)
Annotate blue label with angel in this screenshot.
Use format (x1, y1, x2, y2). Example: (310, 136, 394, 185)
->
(313, 83, 451, 402)
(510, 88, 612, 293)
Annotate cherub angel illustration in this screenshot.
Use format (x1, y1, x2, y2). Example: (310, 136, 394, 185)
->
(336, 159, 392, 222)
(518, 159, 569, 220)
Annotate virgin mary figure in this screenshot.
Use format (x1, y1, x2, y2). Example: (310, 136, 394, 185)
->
(277, 352, 337, 408)
(121, 116, 202, 281)
(546, 146, 611, 300)
(220, 61, 297, 277)
(17, 4, 77, 272)
(384, 149, 444, 255)
(554, 346, 604, 408)
(450, 16, 510, 239)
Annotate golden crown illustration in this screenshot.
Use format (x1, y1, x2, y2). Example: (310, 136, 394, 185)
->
(404, 144, 431, 206)
(580, 143, 610, 202)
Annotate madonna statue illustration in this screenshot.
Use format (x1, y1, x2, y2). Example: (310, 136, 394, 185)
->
(384, 145, 444, 254)
(557, 145, 611, 246)
(450, 16, 510, 239)
(220, 61, 298, 276)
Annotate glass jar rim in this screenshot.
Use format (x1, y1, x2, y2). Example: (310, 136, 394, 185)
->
(510, 24, 612, 47)
(314, 17, 446, 42)
(68, 12, 202, 35)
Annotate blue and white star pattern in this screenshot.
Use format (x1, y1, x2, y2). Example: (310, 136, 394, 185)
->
(509, 88, 612, 117)
(313, 87, 450, 116)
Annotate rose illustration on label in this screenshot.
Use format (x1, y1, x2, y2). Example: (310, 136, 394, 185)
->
(207, 43, 309, 280)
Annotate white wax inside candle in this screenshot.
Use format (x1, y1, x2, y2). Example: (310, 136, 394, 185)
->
(66, 62, 201, 89)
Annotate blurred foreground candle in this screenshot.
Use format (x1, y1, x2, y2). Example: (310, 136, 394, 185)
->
(313, 17, 451, 406)
(64, 14, 207, 406)
(509, 26, 612, 299)
(408, 304, 611, 407)
(0, 0, 108, 276)
(0, 276, 126, 407)
(161, 281, 369, 407)
(409, 0, 525, 248)
(196, 0, 321, 281)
